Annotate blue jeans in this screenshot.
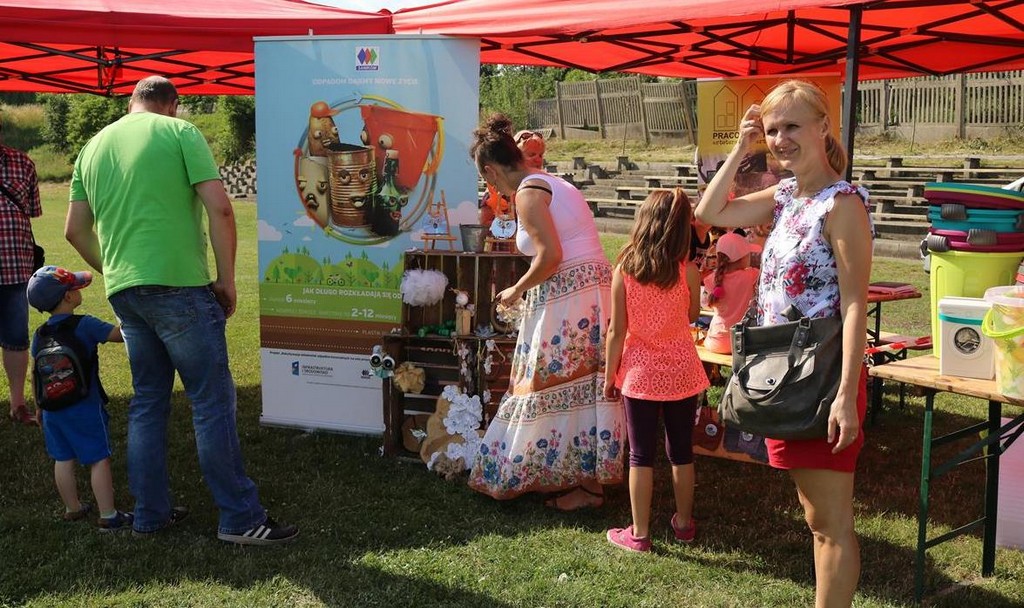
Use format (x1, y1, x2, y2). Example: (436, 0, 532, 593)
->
(110, 285, 264, 534)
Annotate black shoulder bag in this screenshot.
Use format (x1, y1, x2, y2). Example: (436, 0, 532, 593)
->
(0, 179, 44, 271)
(719, 306, 844, 440)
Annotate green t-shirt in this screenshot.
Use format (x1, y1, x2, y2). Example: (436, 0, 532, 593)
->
(69, 113, 221, 297)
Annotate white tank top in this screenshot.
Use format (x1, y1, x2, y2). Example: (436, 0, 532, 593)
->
(515, 172, 603, 262)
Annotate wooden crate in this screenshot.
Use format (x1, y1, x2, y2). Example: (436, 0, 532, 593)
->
(381, 250, 529, 458)
(402, 250, 530, 337)
(381, 334, 519, 458)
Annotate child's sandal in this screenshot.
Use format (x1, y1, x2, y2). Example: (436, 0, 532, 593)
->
(8, 405, 39, 426)
(62, 502, 93, 522)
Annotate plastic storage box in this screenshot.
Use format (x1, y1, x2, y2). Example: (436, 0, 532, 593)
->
(938, 296, 994, 380)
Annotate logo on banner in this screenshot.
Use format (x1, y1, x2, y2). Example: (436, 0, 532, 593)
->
(356, 47, 380, 71)
(291, 361, 300, 376)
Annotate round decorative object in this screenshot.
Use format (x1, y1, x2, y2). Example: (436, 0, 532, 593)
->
(490, 217, 516, 239)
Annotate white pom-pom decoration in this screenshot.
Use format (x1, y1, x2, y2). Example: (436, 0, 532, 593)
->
(401, 269, 449, 306)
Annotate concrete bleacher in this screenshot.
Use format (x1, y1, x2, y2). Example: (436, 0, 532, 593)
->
(581, 155, 1022, 251)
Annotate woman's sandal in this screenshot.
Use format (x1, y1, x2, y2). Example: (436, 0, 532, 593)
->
(544, 486, 605, 512)
(8, 405, 39, 426)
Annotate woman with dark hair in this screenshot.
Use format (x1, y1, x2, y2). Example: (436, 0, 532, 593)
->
(467, 114, 624, 511)
(696, 80, 872, 607)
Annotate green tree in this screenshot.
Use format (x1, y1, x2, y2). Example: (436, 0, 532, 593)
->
(179, 95, 216, 114)
(214, 95, 256, 162)
(479, 65, 568, 128)
(40, 94, 71, 152)
(66, 94, 128, 153)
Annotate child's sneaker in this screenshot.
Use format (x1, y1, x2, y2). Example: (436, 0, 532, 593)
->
(217, 517, 298, 546)
(98, 511, 134, 533)
(606, 526, 651, 553)
(670, 513, 696, 543)
(132, 505, 190, 537)
(62, 502, 93, 522)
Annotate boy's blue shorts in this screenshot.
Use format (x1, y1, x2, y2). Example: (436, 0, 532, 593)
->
(41, 401, 112, 465)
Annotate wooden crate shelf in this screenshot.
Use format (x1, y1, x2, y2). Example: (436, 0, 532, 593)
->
(381, 250, 529, 458)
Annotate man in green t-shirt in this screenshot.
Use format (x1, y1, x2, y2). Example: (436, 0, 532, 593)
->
(65, 76, 297, 546)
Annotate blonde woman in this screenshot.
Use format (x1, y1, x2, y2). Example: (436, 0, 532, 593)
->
(696, 80, 872, 608)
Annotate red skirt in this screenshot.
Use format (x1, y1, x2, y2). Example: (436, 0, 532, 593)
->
(765, 366, 868, 473)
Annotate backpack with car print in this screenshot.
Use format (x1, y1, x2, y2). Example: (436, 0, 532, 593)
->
(32, 316, 104, 411)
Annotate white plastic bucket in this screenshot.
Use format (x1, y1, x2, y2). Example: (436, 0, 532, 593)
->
(981, 285, 1024, 399)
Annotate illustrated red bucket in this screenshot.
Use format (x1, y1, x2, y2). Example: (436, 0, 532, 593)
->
(360, 105, 444, 193)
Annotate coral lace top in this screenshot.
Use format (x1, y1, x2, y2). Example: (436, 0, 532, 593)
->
(616, 265, 710, 400)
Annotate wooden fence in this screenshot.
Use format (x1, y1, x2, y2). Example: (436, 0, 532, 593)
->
(528, 77, 697, 144)
(529, 71, 1024, 144)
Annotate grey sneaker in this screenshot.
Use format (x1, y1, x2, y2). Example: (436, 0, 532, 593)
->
(132, 506, 189, 537)
(217, 517, 298, 546)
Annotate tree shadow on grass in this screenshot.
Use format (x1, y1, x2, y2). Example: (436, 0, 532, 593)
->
(2, 384, 1020, 607)
(0, 385, 572, 607)
(653, 454, 1020, 607)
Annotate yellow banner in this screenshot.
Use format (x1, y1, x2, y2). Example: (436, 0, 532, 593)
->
(696, 75, 842, 155)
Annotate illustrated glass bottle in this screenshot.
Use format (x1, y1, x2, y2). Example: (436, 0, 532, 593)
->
(371, 149, 406, 237)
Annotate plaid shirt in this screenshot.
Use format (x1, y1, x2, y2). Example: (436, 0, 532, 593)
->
(0, 144, 42, 285)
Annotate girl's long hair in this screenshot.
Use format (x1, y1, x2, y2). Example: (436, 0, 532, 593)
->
(761, 79, 848, 176)
(707, 252, 731, 306)
(617, 188, 693, 289)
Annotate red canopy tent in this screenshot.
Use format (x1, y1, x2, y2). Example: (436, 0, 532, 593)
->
(395, 0, 1024, 173)
(0, 0, 393, 95)
(393, 0, 1024, 79)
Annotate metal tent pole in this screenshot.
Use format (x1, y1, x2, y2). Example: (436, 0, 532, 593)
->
(841, 5, 863, 183)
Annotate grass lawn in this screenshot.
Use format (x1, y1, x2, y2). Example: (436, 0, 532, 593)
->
(2, 183, 1023, 607)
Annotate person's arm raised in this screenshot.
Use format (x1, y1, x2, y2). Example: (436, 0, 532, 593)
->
(695, 104, 776, 230)
(195, 179, 237, 319)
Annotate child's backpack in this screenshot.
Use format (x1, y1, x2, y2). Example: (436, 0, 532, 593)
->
(32, 316, 105, 411)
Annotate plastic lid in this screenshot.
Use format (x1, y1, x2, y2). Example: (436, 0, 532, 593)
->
(984, 285, 1024, 307)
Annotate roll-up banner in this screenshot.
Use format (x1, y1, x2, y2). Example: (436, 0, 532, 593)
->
(254, 36, 481, 432)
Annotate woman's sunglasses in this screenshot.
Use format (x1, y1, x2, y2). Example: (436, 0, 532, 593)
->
(515, 131, 542, 144)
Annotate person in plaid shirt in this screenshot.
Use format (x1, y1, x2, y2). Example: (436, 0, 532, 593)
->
(0, 111, 43, 425)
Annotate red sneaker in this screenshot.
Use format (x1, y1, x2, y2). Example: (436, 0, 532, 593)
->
(606, 525, 651, 552)
(670, 513, 696, 543)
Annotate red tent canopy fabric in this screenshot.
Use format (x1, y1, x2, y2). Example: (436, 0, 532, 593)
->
(394, 0, 1024, 79)
(0, 0, 393, 95)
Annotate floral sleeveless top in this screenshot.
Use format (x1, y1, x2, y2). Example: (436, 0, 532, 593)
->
(616, 265, 709, 400)
(757, 178, 872, 325)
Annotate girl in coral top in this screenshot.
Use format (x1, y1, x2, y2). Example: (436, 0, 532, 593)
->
(702, 231, 761, 354)
(603, 188, 710, 552)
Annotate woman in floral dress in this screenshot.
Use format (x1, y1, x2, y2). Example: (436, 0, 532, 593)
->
(696, 81, 872, 608)
(468, 114, 624, 510)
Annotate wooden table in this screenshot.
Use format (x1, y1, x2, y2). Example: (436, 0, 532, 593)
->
(868, 355, 1024, 603)
(866, 288, 924, 421)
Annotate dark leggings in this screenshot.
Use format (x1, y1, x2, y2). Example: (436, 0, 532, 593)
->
(623, 394, 700, 467)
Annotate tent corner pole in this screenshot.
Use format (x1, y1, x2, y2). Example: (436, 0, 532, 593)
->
(841, 5, 863, 183)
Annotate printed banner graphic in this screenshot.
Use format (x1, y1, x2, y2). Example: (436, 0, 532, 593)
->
(255, 36, 480, 432)
(695, 75, 841, 192)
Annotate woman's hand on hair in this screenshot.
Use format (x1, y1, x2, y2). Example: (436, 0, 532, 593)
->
(737, 104, 764, 152)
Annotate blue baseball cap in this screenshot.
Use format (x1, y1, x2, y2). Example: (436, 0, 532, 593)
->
(26, 265, 93, 312)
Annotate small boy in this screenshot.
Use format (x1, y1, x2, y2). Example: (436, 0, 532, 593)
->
(27, 265, 131, 532)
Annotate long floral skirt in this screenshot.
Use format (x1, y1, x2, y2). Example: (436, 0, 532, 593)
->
(468, 257, 625, 499)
